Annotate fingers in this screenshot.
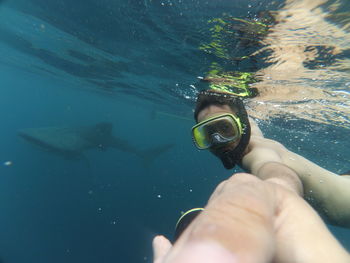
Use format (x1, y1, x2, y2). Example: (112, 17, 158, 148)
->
(153, 235, 172, 263)
(159, 240, 240, 263)
(271, 188, 350, 262)
(164, 173, 275, 263)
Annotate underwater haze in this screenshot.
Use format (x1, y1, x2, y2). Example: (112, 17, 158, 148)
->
(0, 0, 350, 262)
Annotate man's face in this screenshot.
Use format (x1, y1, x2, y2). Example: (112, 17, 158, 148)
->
(197, 104, 241, 153)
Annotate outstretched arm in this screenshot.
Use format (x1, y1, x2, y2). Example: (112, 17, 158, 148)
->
(242, 119, 350, 227)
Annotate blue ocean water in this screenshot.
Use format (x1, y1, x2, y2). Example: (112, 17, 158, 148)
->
(0, 0, 349, 262)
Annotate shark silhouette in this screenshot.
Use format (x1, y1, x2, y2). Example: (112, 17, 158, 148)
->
(18, 122, 173, 164)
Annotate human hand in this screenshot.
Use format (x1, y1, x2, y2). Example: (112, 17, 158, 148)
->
(152, 173, 349, 263)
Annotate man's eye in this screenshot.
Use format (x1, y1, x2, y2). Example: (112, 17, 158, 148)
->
(219, 122, 230, 131)
(205, 127, 213, 133)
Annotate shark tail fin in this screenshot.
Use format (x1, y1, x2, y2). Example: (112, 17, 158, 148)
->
(136, 144, 174, 167)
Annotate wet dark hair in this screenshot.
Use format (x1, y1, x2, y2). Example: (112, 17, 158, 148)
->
(194, 91, 241, 122)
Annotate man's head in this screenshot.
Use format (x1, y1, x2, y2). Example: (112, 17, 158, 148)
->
(192, 90, 251, 169)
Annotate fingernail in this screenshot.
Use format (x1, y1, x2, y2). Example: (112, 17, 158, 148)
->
(172, 241, 237, 263)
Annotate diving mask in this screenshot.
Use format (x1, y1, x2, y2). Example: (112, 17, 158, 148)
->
(192, 114, 243, 150)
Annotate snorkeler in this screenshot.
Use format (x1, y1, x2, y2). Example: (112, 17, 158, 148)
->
(151, 90, 350, 261)
(191, 89, 350, 228)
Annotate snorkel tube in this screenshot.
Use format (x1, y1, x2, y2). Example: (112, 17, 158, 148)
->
(194, 90, 251, 169)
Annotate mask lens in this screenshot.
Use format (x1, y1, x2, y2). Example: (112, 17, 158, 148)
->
(192, 114, 241, 149)
(193, 126, 210, 149)
(205, 118, 237, 138)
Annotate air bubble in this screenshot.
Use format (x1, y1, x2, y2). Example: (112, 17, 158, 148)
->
(3, 161, 12, 166)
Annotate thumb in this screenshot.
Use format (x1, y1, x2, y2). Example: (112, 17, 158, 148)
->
(153, 235, 172, 263)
